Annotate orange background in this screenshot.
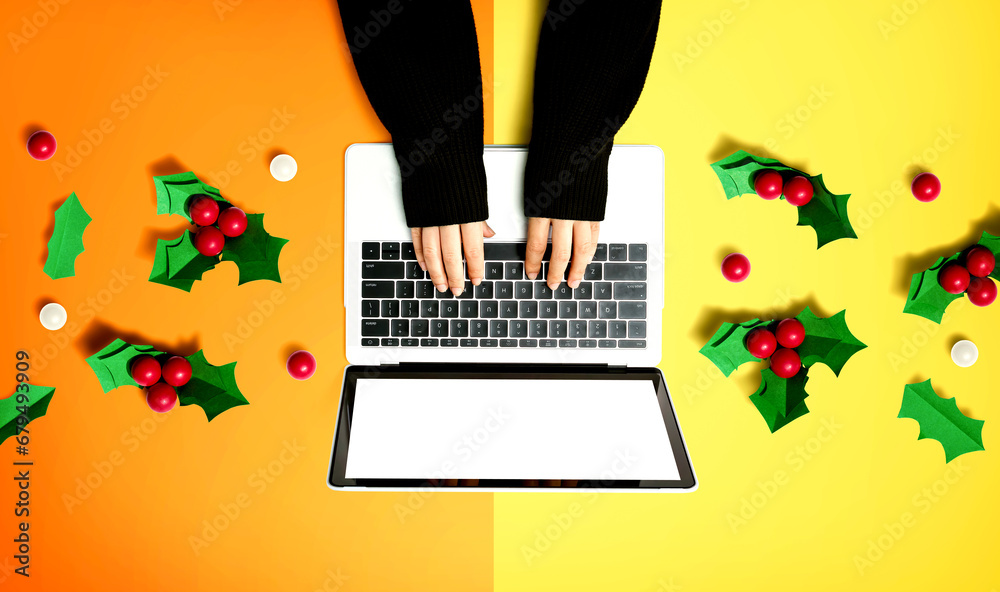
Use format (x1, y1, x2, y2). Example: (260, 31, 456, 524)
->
(1, 1, 494, 590)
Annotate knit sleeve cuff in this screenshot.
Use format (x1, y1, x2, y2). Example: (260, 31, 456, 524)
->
(394, 143, 489, 228)
(522, 141, 611, 221)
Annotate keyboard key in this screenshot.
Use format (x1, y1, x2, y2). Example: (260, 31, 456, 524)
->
(456, 281, 474, 299)
(362, 262, 404, 279)
(391, 319, 409, 336)
(510, 320, 528, 338)
(609, 244, 628, 261)
(362, 300, 378, 317)
(579, 339, 597, 348)
(579, 301, 597, 318)
(540, 339, 558, 348)
(534, 283, 554, 299)
(380, 300, 399, 318)
(363, 281, 394, 298)
(480, 301, 499, 318)
(381, 338, 399, 347)
(573, 282, 593, 300)
(605, 264, 646, 281)
(500, 339, 518, 347)
(519, 301, 538, 318)
(441, 301, 459, 318)
(595, 282, 613, 300)
(362, 338, 378, 346)
(609, 321, 628, 339)
(475, 282, 494, 299)
(628, 244, 646, 261)
(460, 339, 477, 347)
(559, 339, 577, 348)
(505, 262, 524, 279)
(460, 301, 478, 318)
(584, 264, 602, 281)
(382, 242, 400, 260)
(490, 320, 508, 338)
(593, 244, 607, 261)
(500, 301, 518, 318)
(550, 320, 567, 338)
(405, 262, 424, 279)
(530, 320, 547, 338)
(619, 302, 647, 319)
(599, 339, 617, 348)
(559, 302, 578, 319)
(540, 302, 558, 318)
(515, 282, 533, 299)
(411, 320, 429, 337)
(421, 338, 439, 347)
(569, 320, 587, 338)
(480, 339, 499, 347)
(420, 301, 439, 317)
(416, 281, 435, 299)
(396, 281, 414, 298)
(519, 339, 538, 347)
(599, 301, 617, 319)
(471, 320, 488, 337)
(485, 262, 504, 279)
(496, 281, 514, 299)
(619, 340, 646, 348)
(589, 320, 607, 338)
(450, 320, 469, 337)
(614, 282, 646, 300)
(401, 300, 420, 318)
(362, 320, 389, 336)
(554, 283, 573, 299)
(441, 338, 458, 347)
(402, 242, 417, 260)
(430, 320, 448, 337)
(402, 338, 419, 347)
(362, 242, 380, 260)
(628, 321, 646, 338)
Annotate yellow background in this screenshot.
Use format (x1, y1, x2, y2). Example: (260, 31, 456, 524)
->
(2, 0, 999, 590)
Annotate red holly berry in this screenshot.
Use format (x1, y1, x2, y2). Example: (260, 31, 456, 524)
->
(754, 170, 783, 200)
(745, 328, 777, 359)
(286, 350, 317, 380)
(162, 356, 193, 387)
(26, 130, 57, 160)
(194, 226, 225, 257)
(967, 277, 997, 307)
(130, 355, 161, 387)
(783, 176, 813, 207)
(721, 253, 751, 282)
(775, 318, 805, 348)
(218, 207, 248, 237)
(189, 195, 221, 226)
(146, 383, 177, 413)
(911, 172, 941, 202)
(771, 348, 801, 379)
(965, 246, 996, 278)
(938, 263, 970, 294)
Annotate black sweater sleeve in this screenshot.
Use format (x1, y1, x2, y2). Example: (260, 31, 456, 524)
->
(337, 1, 488, 228)
(523, 1, 662, 221)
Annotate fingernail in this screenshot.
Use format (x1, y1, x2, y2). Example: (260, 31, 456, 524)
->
(527, 272, 537, 280)
(419, 262, 427, 271)
(569, 279, 580, 289)
(471, 277, 482, 286)
(436, 284, 448, 292)
(453, 288, 464, 296)
(548, 282, 559, 290)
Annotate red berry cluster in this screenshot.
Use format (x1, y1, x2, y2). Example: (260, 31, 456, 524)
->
(937, 246, 997, 306)
(188, 195, 248, 257)
(130, 355, 193, 413)
(753, 170, 813, 207)
(745, 318, 805, 379)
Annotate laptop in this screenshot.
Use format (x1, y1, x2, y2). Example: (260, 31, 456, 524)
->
(328, 144, 696, 491)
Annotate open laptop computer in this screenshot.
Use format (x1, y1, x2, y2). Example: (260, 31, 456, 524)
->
(328, 143, 696, 491)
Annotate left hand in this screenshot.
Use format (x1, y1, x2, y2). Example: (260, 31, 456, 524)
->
(524, 218, 600, 289)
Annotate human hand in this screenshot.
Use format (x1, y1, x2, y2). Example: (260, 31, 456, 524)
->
(412, 222, 496, 296)
(524, 218, 600, 290)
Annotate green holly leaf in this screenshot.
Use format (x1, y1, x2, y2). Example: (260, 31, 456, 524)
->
(699, 318, 770, 377)
(149, 238, 195, 292)
(153, 171, 228, 222)
(220, 214, 288, 284)
(149, 232, 219, 291)
(898, 379, 985, 462)
(43, 192, 92, 279)
(795, 307, 867, 376)
(709, 150, 857, 248)
(85, 339, 164, 393)
(749, 369, 810, 433)
(1, 385, 55, 446)
(177, 350, 248, 421)
(903, 232, 1000, 323)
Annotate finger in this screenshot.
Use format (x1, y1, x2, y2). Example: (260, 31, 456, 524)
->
(439, 225, 466, 295)
(411, 228, 426, 271)
(590, 221, 600, 247)
(483, 221, 496, 238)
(525, 218, 550, 280)
(548, 219, 574, 289)
(462, 222, 485, 287)
(422, 227, 448, 292)
(567, 221, 594, 289)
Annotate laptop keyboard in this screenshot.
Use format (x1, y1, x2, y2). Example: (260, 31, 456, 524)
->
(359, 242, 648, 349)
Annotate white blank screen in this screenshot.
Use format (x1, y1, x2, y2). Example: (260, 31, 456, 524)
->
(345, 379, 680, 481)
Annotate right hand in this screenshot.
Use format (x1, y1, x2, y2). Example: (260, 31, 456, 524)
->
(412, 222, 496, 296)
